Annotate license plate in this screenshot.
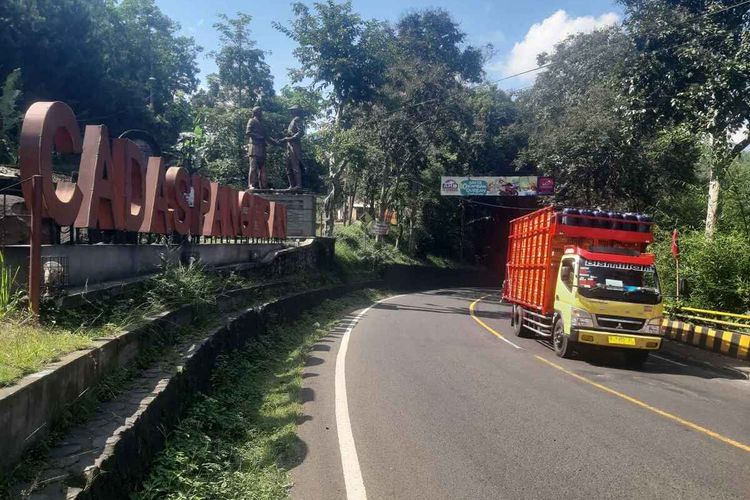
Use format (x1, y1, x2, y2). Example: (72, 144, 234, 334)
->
(608, 335, 636, 346)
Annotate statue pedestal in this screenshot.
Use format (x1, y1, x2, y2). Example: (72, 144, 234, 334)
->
(257, 191, 316, 237)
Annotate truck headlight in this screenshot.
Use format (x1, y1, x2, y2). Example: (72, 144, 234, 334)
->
(571, 308, 594, 328)
(645, 317, 663, 335)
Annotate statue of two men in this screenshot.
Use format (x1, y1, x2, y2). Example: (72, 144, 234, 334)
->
(245, 105, 304, 191)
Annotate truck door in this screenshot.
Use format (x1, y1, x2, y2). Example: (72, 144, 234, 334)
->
(555, 257, 577, 334)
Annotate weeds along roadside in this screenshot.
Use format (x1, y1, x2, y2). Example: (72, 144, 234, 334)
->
(134, 289, 385, 500)
(0, 261, 226, 387)
(0, 269, 340, 497)
(0, 317, 218, 498)
(0, 256, 336, 388)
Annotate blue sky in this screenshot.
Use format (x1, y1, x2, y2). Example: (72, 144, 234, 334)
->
(155, 0, 623, 91)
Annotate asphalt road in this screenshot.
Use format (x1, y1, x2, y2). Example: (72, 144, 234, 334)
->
(291, 288, 750, 500)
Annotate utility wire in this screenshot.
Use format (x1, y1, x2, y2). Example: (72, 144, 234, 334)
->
(492, 0, 750, 83)
(462, 198, 539, 211)
(495, 64, 553, 82)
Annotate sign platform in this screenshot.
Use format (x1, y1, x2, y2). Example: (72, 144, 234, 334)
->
(258, 191, 316, 237)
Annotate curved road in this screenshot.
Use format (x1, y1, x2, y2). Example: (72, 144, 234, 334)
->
(291, 289, 750, 499)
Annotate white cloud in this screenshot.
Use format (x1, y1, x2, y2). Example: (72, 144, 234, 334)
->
(491, 10, 619, 84)
(731, 123, 748, 147)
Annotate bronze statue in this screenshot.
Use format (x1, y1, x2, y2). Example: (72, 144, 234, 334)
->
(280, 105, 304, 191)
(245, 106, 277, 189)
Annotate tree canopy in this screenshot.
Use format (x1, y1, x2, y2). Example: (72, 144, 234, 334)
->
(0, 0, 200, 147)
(1, 0, 749, 274)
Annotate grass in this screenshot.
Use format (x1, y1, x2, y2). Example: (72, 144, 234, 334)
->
(1, 277, 318, 496)
(0, 317, 220, 498)
(333, 222, 466, 277)
(134, 289, 384, 500)
(0, 262, 247, 387)
(0, 251, 20, 319)
(0, 322, 92, 384)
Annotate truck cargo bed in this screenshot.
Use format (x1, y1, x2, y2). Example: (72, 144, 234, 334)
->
(503, 206, 653, 315)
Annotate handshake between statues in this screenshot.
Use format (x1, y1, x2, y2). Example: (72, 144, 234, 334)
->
(245, 105, 305, 192)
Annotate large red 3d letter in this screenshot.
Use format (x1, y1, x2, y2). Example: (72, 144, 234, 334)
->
(203, 182, 224, 237)
(166, 166, 191, 235)
(75, 125, 125, 230)
(223, 186, 241, 237)
(112, 138, 147, 232)
(19, 101, 83, 225)
(248, 194, 270, 238)
(140, 157, 171, 234)
(238, 190, 253, 237)
(269, 202, 287, 239)
(191, 175, 211, 236)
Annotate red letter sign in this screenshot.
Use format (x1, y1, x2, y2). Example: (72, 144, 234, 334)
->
(75, 125, 125, 230)
(19, 101, 83, 225)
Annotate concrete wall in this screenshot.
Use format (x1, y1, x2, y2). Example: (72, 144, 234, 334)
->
(2, 242, 283, 289)
(264, 237, 335, 277)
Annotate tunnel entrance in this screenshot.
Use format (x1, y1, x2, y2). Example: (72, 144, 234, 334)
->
(462, 197, 539, 285)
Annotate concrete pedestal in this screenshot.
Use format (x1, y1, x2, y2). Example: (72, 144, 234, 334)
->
(258, 191, 316, 237)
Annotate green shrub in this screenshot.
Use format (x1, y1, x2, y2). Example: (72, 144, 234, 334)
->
(334, 222, 405, 274)
(653, 228, 750, 313)
(0, 251, 19, 319)
(145, 260, 221, 311)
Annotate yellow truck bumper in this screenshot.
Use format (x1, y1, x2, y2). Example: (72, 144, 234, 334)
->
(576, 329, 662, 350)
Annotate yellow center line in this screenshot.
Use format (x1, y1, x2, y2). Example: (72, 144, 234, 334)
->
(470, 295, 750, 454)
(469, 295, 523, 349)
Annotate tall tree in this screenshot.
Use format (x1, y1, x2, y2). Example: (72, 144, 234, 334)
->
(192, 13, 276, 188)
(210, 13, 273, 108)
(275, 1, 390, 123)
(0, 0, 200, 147)
(621, 0, 750, 236)
(517, 27, 701, 210)
(276, 1, 392, 234)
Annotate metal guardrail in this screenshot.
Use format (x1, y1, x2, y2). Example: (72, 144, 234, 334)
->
(669, 306, 750, 334)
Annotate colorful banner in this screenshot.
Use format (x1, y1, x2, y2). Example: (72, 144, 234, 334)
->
(440, 176, 539, 196)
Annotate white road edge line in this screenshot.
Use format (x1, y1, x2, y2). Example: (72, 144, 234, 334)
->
(335, 294, 406, 500)
(651, 353, 689, 367)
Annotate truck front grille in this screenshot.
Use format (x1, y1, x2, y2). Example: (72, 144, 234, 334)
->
(595, 315, 645, 332)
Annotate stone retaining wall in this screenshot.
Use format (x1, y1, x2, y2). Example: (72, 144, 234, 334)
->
(70, 282, 372, 499)
(0, 281, 292, 475)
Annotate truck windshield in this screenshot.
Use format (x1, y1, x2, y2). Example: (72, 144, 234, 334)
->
(576, 260, 661, 305)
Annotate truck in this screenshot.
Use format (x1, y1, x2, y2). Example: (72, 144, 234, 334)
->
(503, 206, 663, 367)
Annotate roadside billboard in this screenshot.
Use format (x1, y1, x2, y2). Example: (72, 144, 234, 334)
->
(440, 176, 539, 196)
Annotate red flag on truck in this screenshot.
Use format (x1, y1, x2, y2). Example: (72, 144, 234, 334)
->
(671, 229, 679, 259)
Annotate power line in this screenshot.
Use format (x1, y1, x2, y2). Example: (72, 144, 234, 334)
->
(495, 63, 552, 82)
(491, 0, 750, 83)
(461, 198, 538, 211)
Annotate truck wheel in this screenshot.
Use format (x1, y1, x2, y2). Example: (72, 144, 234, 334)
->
(512, 306, 531, 338)
(623, 350, 649, 369)
(552, 318, 574, 358)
